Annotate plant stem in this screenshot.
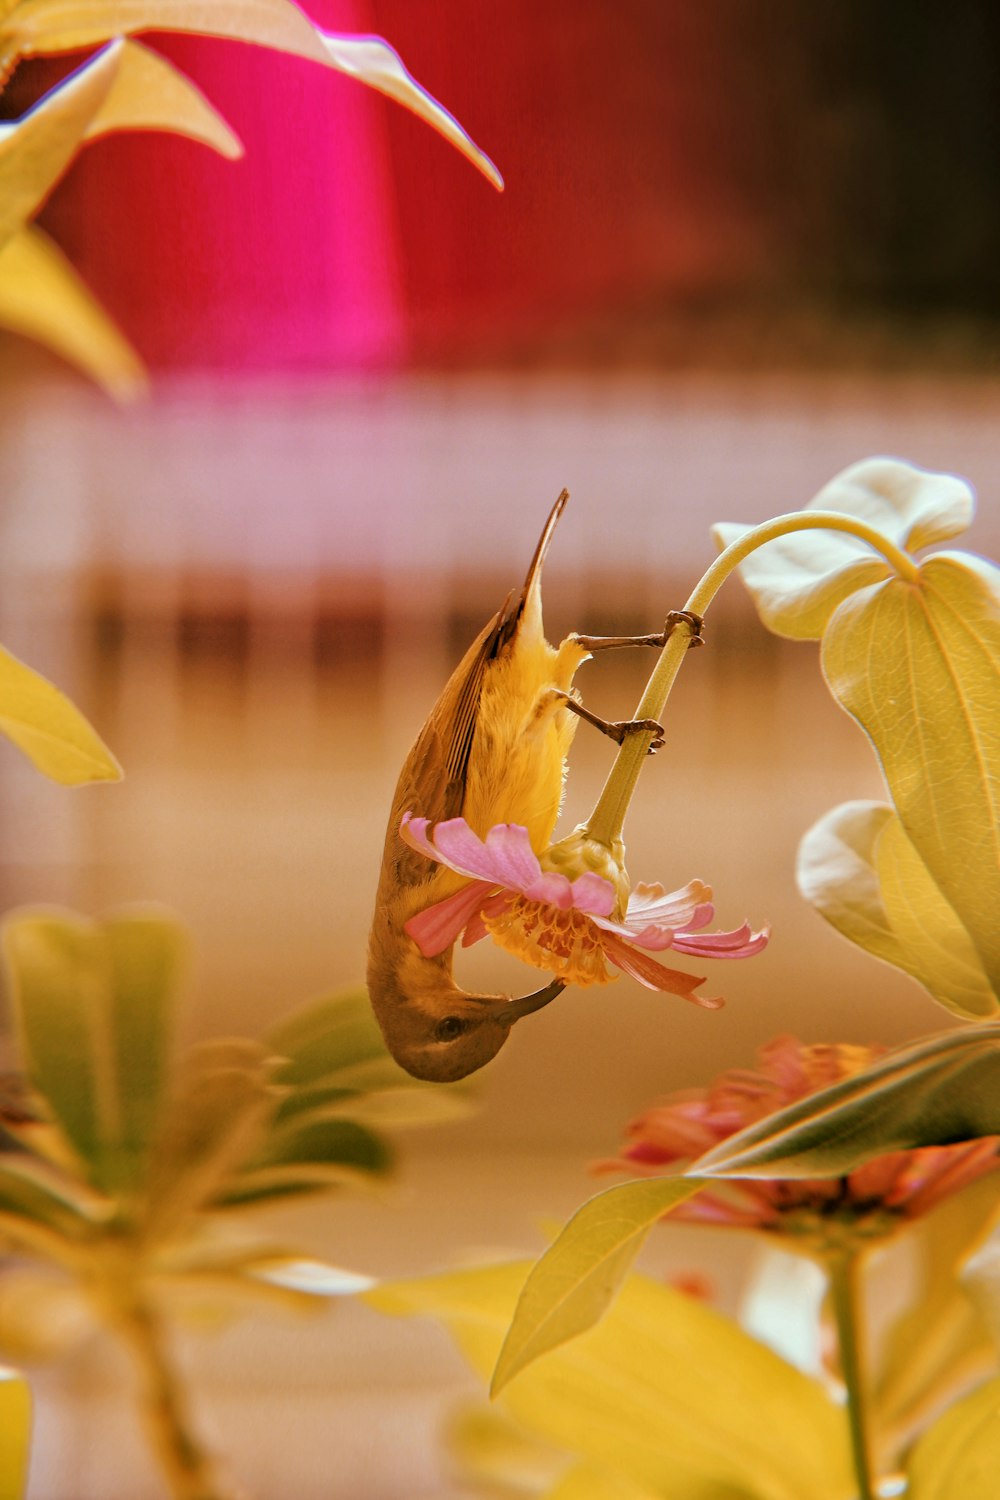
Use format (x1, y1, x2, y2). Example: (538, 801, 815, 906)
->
(583, 507, 920, 848)
(118, 1296, 232, 1500)
(827, 1248, 876, 1500)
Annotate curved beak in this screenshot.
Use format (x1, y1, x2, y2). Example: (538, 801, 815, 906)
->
(497, 978, 565, 1025)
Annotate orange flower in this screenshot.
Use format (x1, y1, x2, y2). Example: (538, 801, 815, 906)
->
(598, 1035, 1000, 1245)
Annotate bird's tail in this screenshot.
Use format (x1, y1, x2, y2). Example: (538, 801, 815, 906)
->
(495, 487, 568, 650)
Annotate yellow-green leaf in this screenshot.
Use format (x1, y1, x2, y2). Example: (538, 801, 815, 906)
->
(0, 1368, 31, 1500)
(693, 1025, 1000, 1179)
(713, 458, 974, 640)
(371, 1264, 854, 1500)
(0, 225, 146, 400)
(4, 910, 182, 1195)
(448, 1406, 567, 1498)
(822, 551, 1000, 991)
(3, 1, 503, 189)
(798, 802, 997, 1019)
(491, 1177, 702, 1396)
(877, 814, 997, 1018)
(0, 644, 120, 784)
(875, 1174, 1000, 1458)
(907, 1375, 1000, 1498)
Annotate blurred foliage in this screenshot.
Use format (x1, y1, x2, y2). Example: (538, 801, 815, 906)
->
(0, 642, 120, 786)
(375, 1173, 1000, 1500)
(0, 906, 456, 1498)
(0, 0, 501, 395)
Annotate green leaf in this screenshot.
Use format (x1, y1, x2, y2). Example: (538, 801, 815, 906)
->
(273, 1080, 472, 1132)
(142, 1039, 277, 1235)
(0, 645, 121, 784)
(0, 1156, 106, 1261)
(3, 1, 503, 189)
(822, 551, 1000, 991)
(265, 989, 396, 1089)
(907, 1375, 1000, 1498)
(712, 458, 974, 640)
(0, 1368, 31, 1500)
(0, 226, 146, 401)
(371, 1264, 854, 1500)
(4, 910, 182, 1195)
(218, 1117, 391, 1207)
(0, 40, 241, 254)
(798, 802, 997, 1019)
(491, 1177, 702, 1395)
(692, 1025, 1000, 1178)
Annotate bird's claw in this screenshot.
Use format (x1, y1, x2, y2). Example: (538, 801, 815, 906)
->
(608, 717, 665, 754)
(665, 609, 705, 648)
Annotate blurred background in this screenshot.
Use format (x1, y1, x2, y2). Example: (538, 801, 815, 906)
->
(3, 2, 1000, 1495)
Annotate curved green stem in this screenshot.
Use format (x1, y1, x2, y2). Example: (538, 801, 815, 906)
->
(583, 508, 919, 848)
(827, 1248, 876, 1500)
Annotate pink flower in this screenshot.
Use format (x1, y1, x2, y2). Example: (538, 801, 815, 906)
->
(597, 1035, 1000, 1239)
(399, 814, 768, 1007)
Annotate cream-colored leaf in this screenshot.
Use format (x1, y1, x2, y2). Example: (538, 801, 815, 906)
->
(797, 802, 997, 1019)
(0, 39, 120, 250)
(0, 38, 239, 256)
(317, 33, 502, 190)
(907, 1375, 1000, 1498)
(822, 551, 1000, 991)
(0, 226, 146, 401)
(81, 39, 242, 157)
(371, 1264, 854, 1500)
(0, 1368, 31, 1500)
(0, 645, 121, 783)
(797, 801, 904, 966)
(492, 1177, 702, 1395)
(3, 2, 502, 188)
(713, 458, 974, 640)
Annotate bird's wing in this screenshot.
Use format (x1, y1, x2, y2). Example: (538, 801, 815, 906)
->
(388, 593, 516, 888)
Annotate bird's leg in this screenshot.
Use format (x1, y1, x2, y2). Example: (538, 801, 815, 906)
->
(552, 691, 665, 754)
(574, 609, 705, 652)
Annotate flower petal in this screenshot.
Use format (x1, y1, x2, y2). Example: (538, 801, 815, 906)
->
(403, 879, 497, 957)
(568, 871, 617, 917)
(523, 870, 575, 909)
(599, 930, 722, 1008)
(671, 922, 770, 959)
(483, 823, 545, 890)
(625, 879, 713, 928)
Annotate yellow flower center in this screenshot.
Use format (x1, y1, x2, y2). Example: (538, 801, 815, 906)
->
(483, 896, 614, 986)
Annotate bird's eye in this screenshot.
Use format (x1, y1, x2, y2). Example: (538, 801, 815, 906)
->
(434, 1015, 466, 1042)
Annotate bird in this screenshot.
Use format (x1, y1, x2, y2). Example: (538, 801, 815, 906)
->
(367, 490, 674, 1082)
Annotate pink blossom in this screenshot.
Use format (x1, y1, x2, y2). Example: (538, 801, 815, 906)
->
(399, 814, 768, 1006)
(597, 1035, 1000, 1237)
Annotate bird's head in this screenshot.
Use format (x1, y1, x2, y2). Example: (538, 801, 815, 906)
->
(369, 970, 564, 1082)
